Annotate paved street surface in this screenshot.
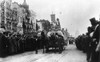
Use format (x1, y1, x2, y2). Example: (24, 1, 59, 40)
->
(0, 45, 87, 62)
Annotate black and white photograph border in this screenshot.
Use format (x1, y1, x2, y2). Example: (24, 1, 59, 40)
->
(0, 0, 100, 62)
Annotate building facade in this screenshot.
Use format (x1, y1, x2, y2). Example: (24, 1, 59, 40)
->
(0, 0, 36, 34)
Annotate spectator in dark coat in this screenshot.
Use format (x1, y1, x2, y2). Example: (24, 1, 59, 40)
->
(0, 33, 9, 57)
(86, 27, 94, 62)
(91, 22, 100, 62)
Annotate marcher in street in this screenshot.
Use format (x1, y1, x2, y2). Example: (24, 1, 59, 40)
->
(41, 31, 46, 53)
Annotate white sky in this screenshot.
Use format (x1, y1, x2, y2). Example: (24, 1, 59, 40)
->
(1, 0, 100, 36)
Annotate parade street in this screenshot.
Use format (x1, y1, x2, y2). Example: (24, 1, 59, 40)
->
(0, 45, 87, 62)
(0, 0, 100, 62)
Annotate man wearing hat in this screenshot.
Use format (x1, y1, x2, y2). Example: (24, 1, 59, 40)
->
(89, 17, 99, 62)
